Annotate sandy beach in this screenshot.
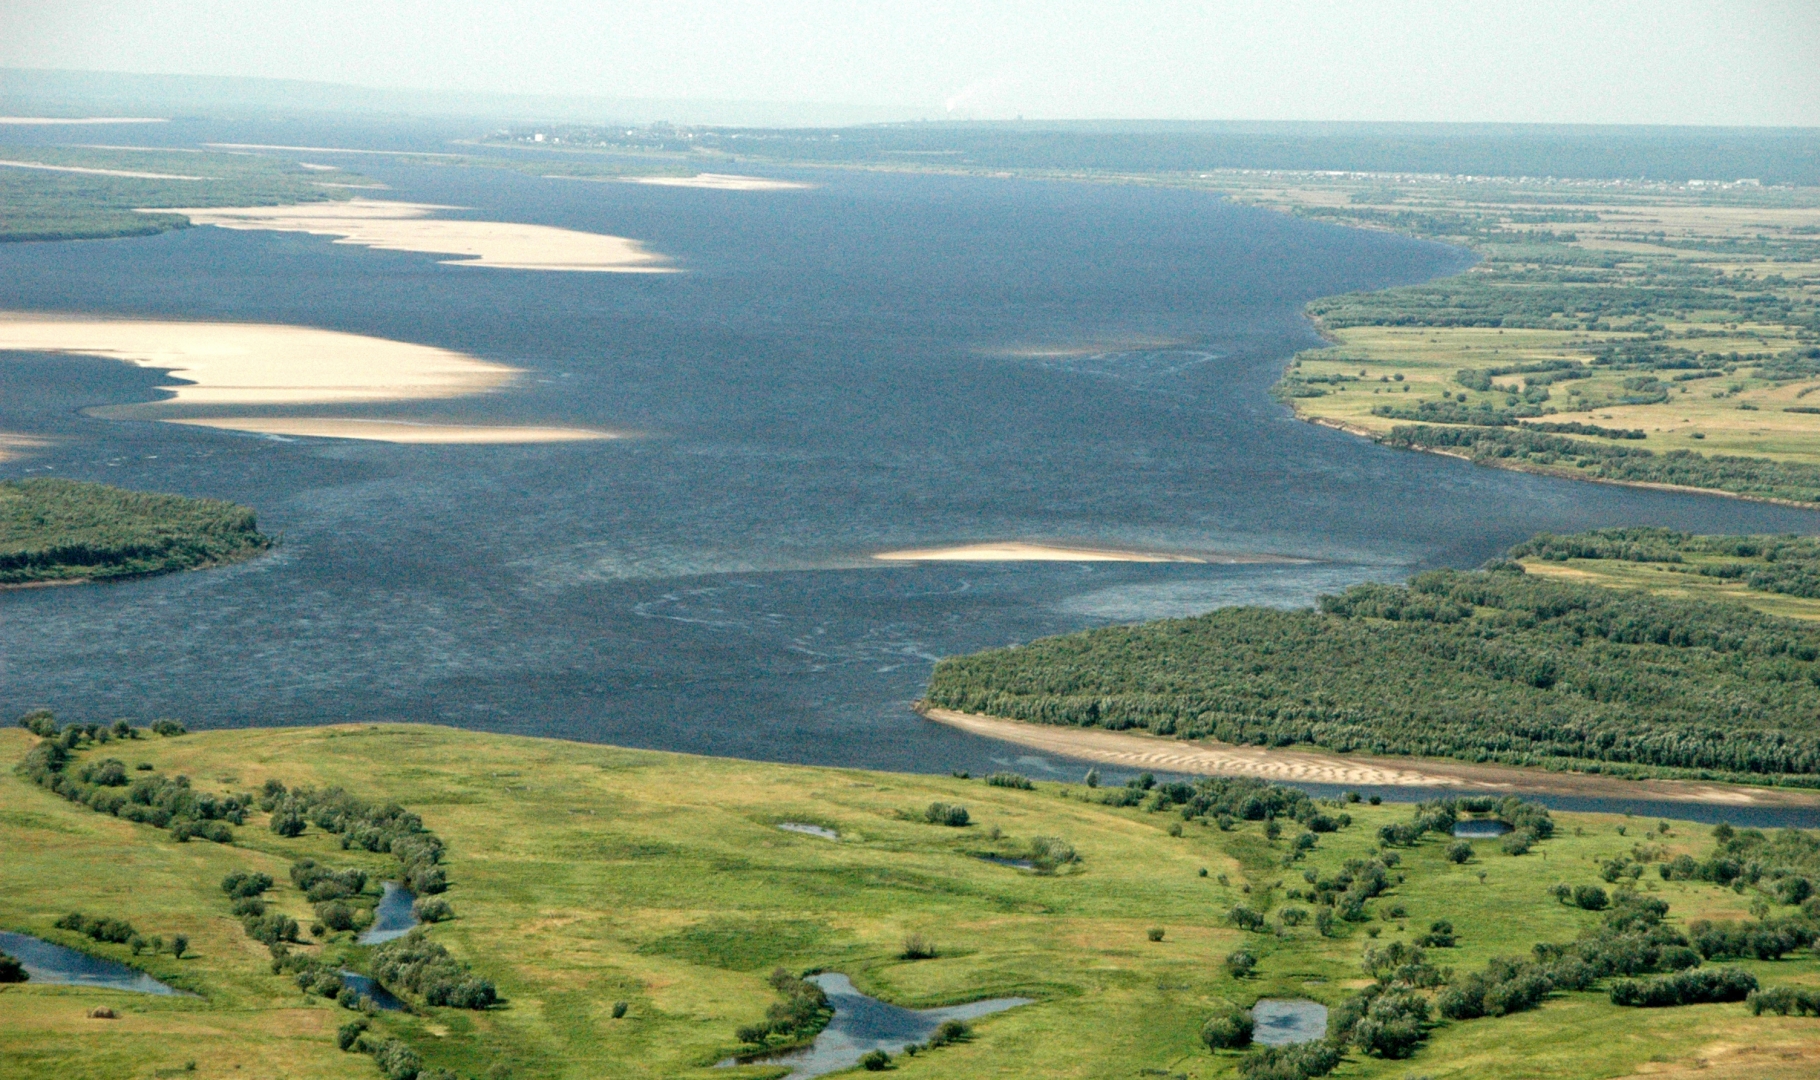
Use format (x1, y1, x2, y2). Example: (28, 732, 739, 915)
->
(0, 313, 605, 445)
(920, 707, 1820, 808)
(169, 418, 621, 444)
(874, 541, 1211, 563)
(150, 199, 674, 272)
(0, 158, 207, 180)
(621, 173, 812, 191)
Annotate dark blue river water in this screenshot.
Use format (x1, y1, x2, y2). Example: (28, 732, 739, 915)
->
(3, 127, 1819, 823)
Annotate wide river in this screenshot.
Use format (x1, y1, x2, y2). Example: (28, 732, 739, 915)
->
(4, 122, 1819, 807)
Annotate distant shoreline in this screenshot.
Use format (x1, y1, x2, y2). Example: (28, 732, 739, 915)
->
(917, 705, 1820, 808)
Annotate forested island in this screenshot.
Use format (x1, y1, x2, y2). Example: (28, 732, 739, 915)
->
(7, 720, 1820, 1080)
(923, 535, 1820, 787)
(0, 478, 271, 585)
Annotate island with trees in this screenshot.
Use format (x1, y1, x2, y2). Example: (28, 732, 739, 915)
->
(0, 478, 272, 586)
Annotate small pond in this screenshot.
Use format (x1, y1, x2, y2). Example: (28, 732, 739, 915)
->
(338, 970, 407, 1011)
(0, 931, 182, 995)
(777, 823, 840, 841)
(1452, 819, 1515, 839)
(719, 972, 1031, 1079)
(974, 854, 1037, 870)
(358, 882, 418, 945)
(1251, 999, 1327, 1045)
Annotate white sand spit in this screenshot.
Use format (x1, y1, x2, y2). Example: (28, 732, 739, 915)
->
(0, 159, 206, 180)
(874, 542, 1206, 563)
(620, 173, 811, 191)
(169, 418, 620, 444)
(921, 708, 1820, 806)
(0, 313, 517, 408)
(149, 199, 673, 272)
(0, 117, 166, 125)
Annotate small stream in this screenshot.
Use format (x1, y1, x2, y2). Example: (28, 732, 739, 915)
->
(0, 931, 182, 995)
(719, 973, 1031, 1079)
(358, 882, 418, 945)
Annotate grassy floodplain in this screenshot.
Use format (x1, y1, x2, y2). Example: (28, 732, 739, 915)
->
(5, 724, 1820, 1080)
(0, 147, 365, 242)
(1232, 173, 1820, 502)
(0, 479, 271, 586)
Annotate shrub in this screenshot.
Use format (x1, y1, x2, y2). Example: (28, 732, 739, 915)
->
(985, 772, 1033, 790)
(270, 809, 307, 837)
(1415, 920, 1456, 948)
(1278, 906, 1308, 927)
(1748, 985, 1820, 1016)
(1228, 905, 1266, 932)
(611, 1000, 629, 1019)
(230, 897, 266, 918)
(927, 1019, 970, 1047)
(1610, 967, 1758, 1007)
(1147, 927, 1166, 942)
(1238, 1040, 1343, 1080)
(1027, 835, 1077, 870)
(242, 912, 300, 946)
(1224, 948, 1256, 977)
(1572, 885, 1610, 911)
(150, 719, 187, 737)
(367, 1037, 423, 1080)
(54, 912, 137, 944)
(900, 934, 937, 960)
(859, 1049, 890, 1071)
(170, 934, 188, 959)
(317, 902, 358, 932)
(922, 803, 969, 827)
(1200, 1006, 1254, 1050)
(412, 898, 454, 923)
(1500, 828, 1536, 856)
(372, 930, 497, 1009)
(221, 871, 273, 898)
(336, 1018, 368, 1052)
(1444, 840, 1474, 864)
(0, 951, 26, 983)
(1350, 989, 1429, 1058)
(736, 968, 832, 1045)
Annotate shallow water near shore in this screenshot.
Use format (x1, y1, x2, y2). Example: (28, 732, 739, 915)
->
(0, 931, 182, 995)
(717, 972, 1031, 1079)
(3, 118, 1819, 809)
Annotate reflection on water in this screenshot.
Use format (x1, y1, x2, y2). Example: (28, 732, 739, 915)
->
(1252, 999, 1327, 1045)
(0, 931, 181, 995)
(1454, 819, 1516, 838)
(720, 973, 1030, 1079)
(358, 882, 418, 945)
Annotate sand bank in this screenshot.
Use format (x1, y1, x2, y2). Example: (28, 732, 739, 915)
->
(150, 199, 673, 272)
(169, 418, 619, 444)
(874, 542, 1208, 563)
(0, 433, 50, 462)
(920, 708, 1820, 807)
(0, 313, 515, 407)
(0, 159, 206, 180)
(622, 173, 811, 191)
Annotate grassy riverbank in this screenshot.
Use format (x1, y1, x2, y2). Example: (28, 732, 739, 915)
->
(5, 723, 1820, 1079)
(0, 147, 362, 242)
(0, 479, 271, 586)
(1239, 173, 1820, 503)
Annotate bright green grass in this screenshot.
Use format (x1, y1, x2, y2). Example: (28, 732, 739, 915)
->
(2, 724, 1817, 1080)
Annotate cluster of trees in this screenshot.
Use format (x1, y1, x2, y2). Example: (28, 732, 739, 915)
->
(371, 931, 497, 1010)
(1379, 424, 1820, 504)
(1515, 527, 1820, 601)
(1609, 967, 1759, 1007)
(338, 1019, 431, 1080)
(735, 968, 832, 1046)
(259, 781, 448, 896)
(0, 478, 271, 584)
(17, 712, 246, 840)
(1748, 985, 1820, 1015)
(984, 772, 1033, 790)
(922, 802, 970, 827)
(53, 912, 137, 945)
(924, 566, 1820, 780)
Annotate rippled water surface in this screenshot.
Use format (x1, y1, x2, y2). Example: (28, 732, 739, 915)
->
(4, 122, 1819, 790)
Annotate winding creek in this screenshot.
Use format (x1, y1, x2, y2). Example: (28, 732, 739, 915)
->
(357, 882, 418, 945)
(719, 973, 1031, 1079)
(0, 931, 182, 995)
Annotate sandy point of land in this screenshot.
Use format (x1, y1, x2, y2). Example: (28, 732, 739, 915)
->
(147, 199, 675, 273)
(0, 158, 206, 180)
(874, 542, 1213, 563)
(621, 173, 812, 191)
(920, 707, 1820, 807)
(167, 418, 622, 444)
(0, 312, 518, 409)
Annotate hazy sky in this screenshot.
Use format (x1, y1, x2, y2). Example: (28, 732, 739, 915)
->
(3, 0, 1817, 125)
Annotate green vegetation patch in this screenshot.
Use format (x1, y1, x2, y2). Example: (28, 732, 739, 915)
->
(1515, 527, 1820, 598)
(638, 916, 833, 971)
(0, 146, 359, 242)
(923, 561, 1820, 782)
(0, 478, 271, 584)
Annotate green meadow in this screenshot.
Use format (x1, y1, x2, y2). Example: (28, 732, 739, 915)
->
(4, 723, 1820, 1080)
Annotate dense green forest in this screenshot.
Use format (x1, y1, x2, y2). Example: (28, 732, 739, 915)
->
(922, 562, 1820, 784)
(0, 147, 358, 242)
(1515, 527, 1820, 599)
(0, 478, 271, 584)
(1380, 424, 1820, 503)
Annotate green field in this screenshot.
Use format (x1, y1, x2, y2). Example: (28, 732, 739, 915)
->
(0, 478, 272, 585)
(0, 147, 363, 242)
(4, 722, 1820, 1080)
